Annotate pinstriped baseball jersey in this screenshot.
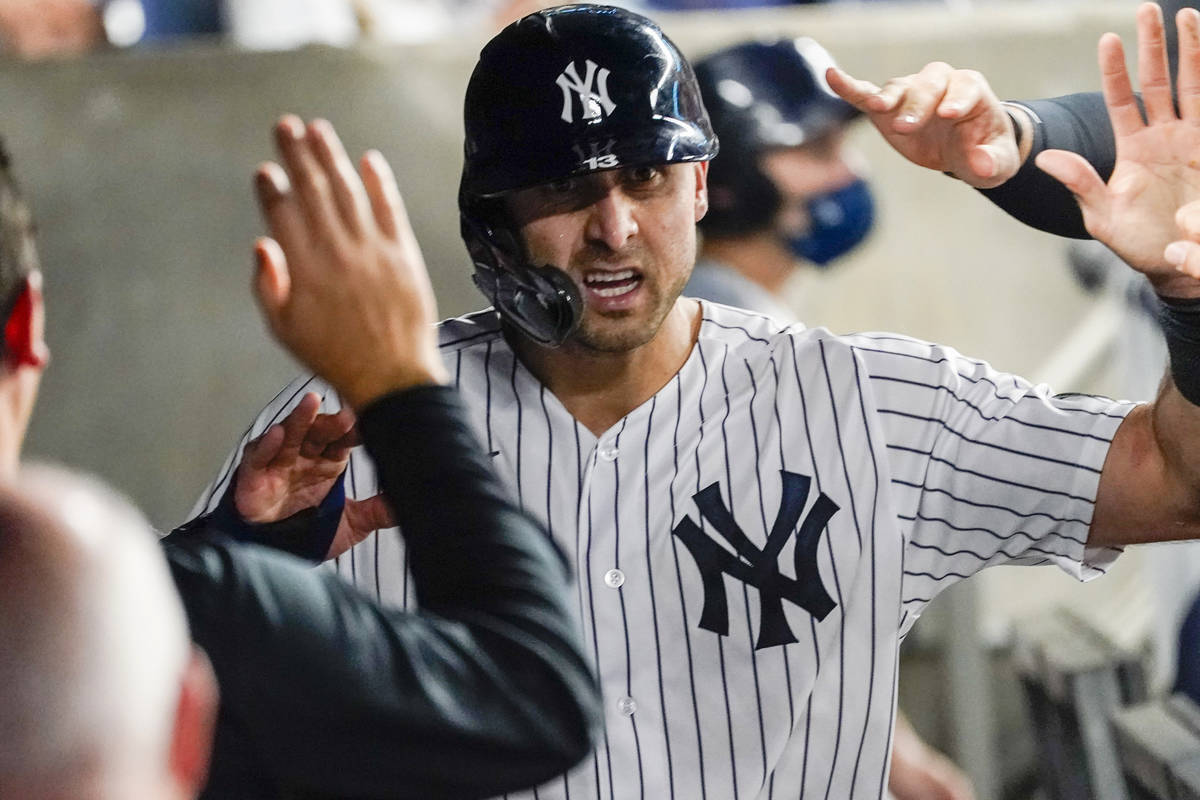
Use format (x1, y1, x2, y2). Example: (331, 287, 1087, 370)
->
(191, 300, 1134, 800)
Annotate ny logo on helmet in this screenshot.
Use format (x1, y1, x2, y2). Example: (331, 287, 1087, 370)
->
(556, 60, 616, 124)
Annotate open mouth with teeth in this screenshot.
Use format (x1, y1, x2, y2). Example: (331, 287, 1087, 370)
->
(583, 268, 642, 299)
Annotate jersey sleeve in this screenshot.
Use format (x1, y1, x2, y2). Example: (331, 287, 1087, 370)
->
(847, 333, 1137, 619)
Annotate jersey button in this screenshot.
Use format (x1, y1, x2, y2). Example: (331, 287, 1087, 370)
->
(598, 444, 619, 461)
(617, 696, 637, 716)
(604, 568, 625, 588)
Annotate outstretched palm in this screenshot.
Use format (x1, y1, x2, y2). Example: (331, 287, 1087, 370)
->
(1037, 3, 1200, 297)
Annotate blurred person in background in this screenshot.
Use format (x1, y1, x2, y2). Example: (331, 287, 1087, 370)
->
(0, 0, 104, 57)
(687, 37, 873, 324)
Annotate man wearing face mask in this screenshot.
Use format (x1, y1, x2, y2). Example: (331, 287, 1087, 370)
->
(688, 38, 973, 800)
(686, 38, 875, 323)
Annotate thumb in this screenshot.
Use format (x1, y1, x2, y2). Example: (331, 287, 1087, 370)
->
(964, 142, 1020, 188)
(1165, 240, 1200, 280)
(1034, 149, 1111, 222)
(253, 237, 291, 323)
(346, 493, 395, 535)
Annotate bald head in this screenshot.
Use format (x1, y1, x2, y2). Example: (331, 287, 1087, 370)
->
(0, 465, 213, 799)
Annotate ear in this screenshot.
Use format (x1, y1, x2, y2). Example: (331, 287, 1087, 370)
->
(4, 272, 48, 371)
(167, 647, 219, 797)
(693, 162, 710, 223)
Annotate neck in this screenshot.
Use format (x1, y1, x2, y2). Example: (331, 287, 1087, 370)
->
(0, 377, 31, 480)
(701, 232, 796, 296)
(510, 298, 702, 436)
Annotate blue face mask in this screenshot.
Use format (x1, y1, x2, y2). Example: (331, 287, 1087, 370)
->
(784, 178, 875, 267)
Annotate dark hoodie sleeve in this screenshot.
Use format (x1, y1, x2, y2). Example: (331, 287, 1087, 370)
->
(165, 385, 600, 800)
(979, 92, 1118, 239)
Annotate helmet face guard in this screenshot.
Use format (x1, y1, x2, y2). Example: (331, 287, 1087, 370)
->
(461, 200, 584, 347)
(695, 38, 861, 237)
(458, 4, 718, 347)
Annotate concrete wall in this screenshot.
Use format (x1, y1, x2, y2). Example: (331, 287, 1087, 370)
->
(5, 0, 1138, 534)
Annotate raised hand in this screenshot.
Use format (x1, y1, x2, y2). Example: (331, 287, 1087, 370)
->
(253, 116, 448, 409)
(1036, 3, 1200, 298)
(826, 60, 1023, 189)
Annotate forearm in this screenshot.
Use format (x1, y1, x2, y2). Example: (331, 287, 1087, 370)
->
(162, 474, 341, 562)
(1147, 295, 1200, 541)
(979, 92, 1116, 239)
(1092, 305, 1200, 548)
(171, 542, 596, 798)
(167, 386, 600, 798)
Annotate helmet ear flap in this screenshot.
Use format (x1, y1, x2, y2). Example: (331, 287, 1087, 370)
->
(460, 198, 583, 348)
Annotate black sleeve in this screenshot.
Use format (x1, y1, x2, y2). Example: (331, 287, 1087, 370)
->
(166, 386, 600, 800)
(162, 472, 341, 563)
(978, 92, 1118, 239)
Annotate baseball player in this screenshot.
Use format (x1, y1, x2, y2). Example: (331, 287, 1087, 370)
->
(686, 38, 873, 324)
(688, 38, 973, 800)
(193, 4, 1200, 798)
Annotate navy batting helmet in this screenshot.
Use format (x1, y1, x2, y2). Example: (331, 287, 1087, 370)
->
(695, 38, 859, 237)
(459, 4, 719, 346)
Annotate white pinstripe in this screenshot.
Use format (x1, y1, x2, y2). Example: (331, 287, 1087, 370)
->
(191, 300, 1133, 799)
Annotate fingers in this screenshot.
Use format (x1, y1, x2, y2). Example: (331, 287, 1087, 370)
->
(825, 66, 889, 112)
(1099, 32, 1145, 137)
(1137, 2, 1175, 124)
(890, 62, 953, 131)
(298, 406, 358, 460)
(275, 392, 322, 466)
(346, 494, 395, 534)
(936, 69, 986, 120)
(308, 119, 371, 235)
(1178, 200, 1200, 241)
(361, 149, 403, 239)
(1166, 239, 1200, 279)
(1035, 149, 1112, 221)
(1178, 7, 1200, 122)
(1168, 202, 1200, 279)
(273, 115, 342, 245)
(827, 62, 958, 131)
(254, 162, 307, 260)
(964, 143, 1001, 182)
(242, 423, 285, 471)
(252, 237, 290, 324)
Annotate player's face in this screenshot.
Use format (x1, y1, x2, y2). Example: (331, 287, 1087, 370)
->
(506, 162, 709, 353)
(760, 128, 863, 235)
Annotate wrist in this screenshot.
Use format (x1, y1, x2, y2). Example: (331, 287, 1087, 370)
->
(1158, 294, 1200, 406)
(1002, 101, 1035, 166)
(339, 362, 449, 410)
(1149, 272, 1200, 300)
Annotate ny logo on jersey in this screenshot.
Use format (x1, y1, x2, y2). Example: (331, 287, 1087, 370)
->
(556, 59, 616, 124)
(672, 471, 838, 650)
